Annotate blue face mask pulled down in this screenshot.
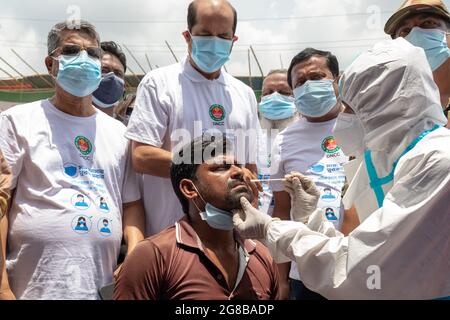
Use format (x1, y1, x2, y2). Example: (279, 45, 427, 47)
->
(259, 92, 296, 120)
(405, 27, 450, 71)
(192, 184, 234, 230)
(293, 79, 337, 118)
(199, 203, 234, 231)
(56, 51, 101, 97)
(92, 72, 125, 108)
(190, 33, 233, 73)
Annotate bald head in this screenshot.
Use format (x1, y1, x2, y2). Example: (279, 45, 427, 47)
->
(188, 0, 237, 34)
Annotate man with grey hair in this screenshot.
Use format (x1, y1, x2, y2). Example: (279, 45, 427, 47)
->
(0, 20, 145, 299)
(256, 69, 299, 216)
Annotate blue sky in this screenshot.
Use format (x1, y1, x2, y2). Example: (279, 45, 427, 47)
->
(0, 0, 449, 77)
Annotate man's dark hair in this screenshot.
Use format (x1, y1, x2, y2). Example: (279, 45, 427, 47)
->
(287, 48, 340, 88)
(103, 219, 108, 224)
(170, 133, 230, 214)
(101, 41, 127, 72)
(187, 1, 238, 34)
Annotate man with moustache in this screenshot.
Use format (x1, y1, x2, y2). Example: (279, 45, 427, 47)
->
(114, 134, 280, 300)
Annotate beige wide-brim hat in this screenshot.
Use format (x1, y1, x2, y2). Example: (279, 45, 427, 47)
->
(385, 0, 450, 36)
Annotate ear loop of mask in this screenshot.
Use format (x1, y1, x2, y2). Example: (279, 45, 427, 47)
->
(186, 31, 194, 57)
(49, 55, 59, 79)
(190, 183, 208, 219)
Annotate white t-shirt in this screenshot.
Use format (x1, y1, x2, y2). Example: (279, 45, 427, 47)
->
(0, 100, 140, 300)
(270, 117, 348, 281)
(126, 56, 260, 236)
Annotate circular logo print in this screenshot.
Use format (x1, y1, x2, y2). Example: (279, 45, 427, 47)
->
(71, 193, 91, 210)
(321, 136, 341, 154)
(74, 136, 93, 156)
(209, 104, 226, 122)
(98, 218, 112, 237)
(71, 215, 92, 234)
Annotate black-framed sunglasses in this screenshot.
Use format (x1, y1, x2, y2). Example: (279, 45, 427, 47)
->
(51, 44, 103, 60)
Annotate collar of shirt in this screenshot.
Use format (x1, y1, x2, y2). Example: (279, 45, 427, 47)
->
(181, 55, 227, 85)
(175, 217, 256, 256)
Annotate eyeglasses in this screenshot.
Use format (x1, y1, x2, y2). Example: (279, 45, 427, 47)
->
(50, 44, 103, 60)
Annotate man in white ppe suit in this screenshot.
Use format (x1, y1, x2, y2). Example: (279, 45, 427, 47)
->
(232, 38, 450, 300)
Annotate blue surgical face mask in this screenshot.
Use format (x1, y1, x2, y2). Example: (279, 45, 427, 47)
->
(259, 92, 296, 120)
(56, 50, 101, 97)
(92, 72, 125, 108)
(190, 33, 233, 73)
(293, 79, 338, 118)
(192, 184, 234, 230)
(405, 27, 450, 71)
(199, 203, 234, 231)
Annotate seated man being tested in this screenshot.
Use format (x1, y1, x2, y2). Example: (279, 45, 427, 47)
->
(114, 133, 280, 300)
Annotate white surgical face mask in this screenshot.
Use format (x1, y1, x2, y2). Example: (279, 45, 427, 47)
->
(333, 112, 365, 157)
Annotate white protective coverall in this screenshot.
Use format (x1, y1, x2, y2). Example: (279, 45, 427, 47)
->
(265, 38, 450, 299)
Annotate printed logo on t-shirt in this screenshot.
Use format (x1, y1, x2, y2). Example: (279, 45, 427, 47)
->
(71, 215, 92, 234)
(321, 187, 337, 201)
(324, 207, 339, 221)
(71, 192, 91, 210)
(321, 136, 340, 154)
(209, 104, 226, 123)
(74, 136, 93, 156)
(98, 218, 112, 236)
(63, 163, 79, 178)
(310, 163, 325, 174)
(96, 196, 110, 213)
